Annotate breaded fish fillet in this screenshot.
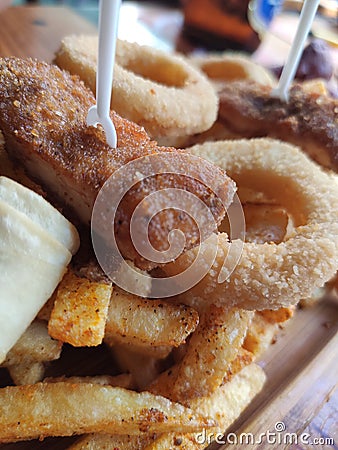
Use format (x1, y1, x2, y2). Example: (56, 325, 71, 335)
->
(0, 58, 235, 270)
(218, 81, 338, 171)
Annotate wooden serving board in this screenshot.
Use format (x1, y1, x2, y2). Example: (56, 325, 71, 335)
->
(0, 6, 337, 450)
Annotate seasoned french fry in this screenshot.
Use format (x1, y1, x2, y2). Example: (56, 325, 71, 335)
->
(243, 312, 279, 358)
(2, 320, 62, 367)
(105, 287, 199, 348)
(48, 270, 112, 347)
(149, 348, 253, 400)
(164, 306, 253, 402)
(0, 383, 215, 443)
(222, 347, 254, 384)
(7, 362, 45, 386)
(149, 363, 182, 399)
(67, 433, 154, 449)
(144, 364, 266, 449)
(106, 335, 173, 359)
(107, 340, 165, 390)
(43, 373, 135, 389)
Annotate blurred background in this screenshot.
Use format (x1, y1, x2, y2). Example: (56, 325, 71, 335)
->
(7, 0, 338, 76)
(10, 1, 337, 50)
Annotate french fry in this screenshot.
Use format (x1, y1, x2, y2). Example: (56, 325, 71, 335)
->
(43, 373, 135, 389)
(107, 340, 165, 390)
(144, 364, 266, 450)
(7, 362, 45, 386)
(0, 383, 215, 443)
(105, 287, 199, 348)
(106, 335, 173, 359)
(222, 347, 254, 384)
(1, 320, 62, 366)
(48, 270, 112, 347)
(163, 305, 253, 402)
(149, 348, 253, 400)
(243, 312, 279, 358)
(68, 433, 154, 450)
(68, 434, 152, 450)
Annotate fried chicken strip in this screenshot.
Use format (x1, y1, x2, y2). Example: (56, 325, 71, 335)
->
(218, 81, 338, 171)
(0, 58, 235, 270)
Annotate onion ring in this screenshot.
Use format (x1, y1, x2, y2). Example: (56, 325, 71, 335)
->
(163, 138, 338, 310)
(54, 36, 218, 139)
(190, 52, 276, 93)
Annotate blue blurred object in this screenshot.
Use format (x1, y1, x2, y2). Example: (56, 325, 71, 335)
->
(249, 0, 284, 30)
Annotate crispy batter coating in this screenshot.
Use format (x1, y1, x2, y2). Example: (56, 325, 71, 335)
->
(55, 36, 219, 139)
(218, 81, 338, 171)
(0, 58, 235, 270)
(164, 138, 338, 310)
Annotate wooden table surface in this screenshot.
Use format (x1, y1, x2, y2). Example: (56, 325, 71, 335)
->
(0, 5, 337, 450)
(0, 5, 96, 61)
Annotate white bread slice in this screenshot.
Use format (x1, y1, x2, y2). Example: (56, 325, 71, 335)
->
(0, 176, 79, 255)
(0, 200, 72, 362)
(0, 252, 68, 363)
(0, 199, 72, 265)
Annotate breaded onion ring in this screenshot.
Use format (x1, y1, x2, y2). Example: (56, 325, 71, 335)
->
(54, 36, 218, 139)
(190, 52, 276, 93)
(163, 138, 338, 310)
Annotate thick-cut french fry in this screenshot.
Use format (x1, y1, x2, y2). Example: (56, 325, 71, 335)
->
(105, 287, 199, 348)
(2, 320, 62, 367)
(107, 340, 165, 390)
(67, 433, 154, 450)
(243, 313, 279, 358)
(106, 335, 173, 359)
(48, 270, 112, 347)
(162, 306, 253, 402)
(0, 383, 215, 443)
(43, 373, 135, 389)
(222, 347, 254, 384)
(144, 364, 266, 450)
(149, 348, 253, 400)
(7, 362, 45, 386)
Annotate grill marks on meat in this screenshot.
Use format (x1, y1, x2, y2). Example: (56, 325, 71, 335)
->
(218, 81, 338, 171)
(0, 58, 235, 270)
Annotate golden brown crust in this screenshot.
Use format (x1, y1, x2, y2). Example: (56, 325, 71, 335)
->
(218, 81, 338, 171)
(0, 58, 235, 270)
(0, 58, 156, 193)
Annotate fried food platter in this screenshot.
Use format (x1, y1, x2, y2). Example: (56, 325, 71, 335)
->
(0, 4, 337, 449)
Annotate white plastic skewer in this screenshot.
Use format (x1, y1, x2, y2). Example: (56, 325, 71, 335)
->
(86, 0, 121, 148)
(272, 0, 320, 102)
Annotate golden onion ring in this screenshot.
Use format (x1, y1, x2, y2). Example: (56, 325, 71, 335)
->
(55, 36, 218, 139)
(164, 138, 338, 310)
